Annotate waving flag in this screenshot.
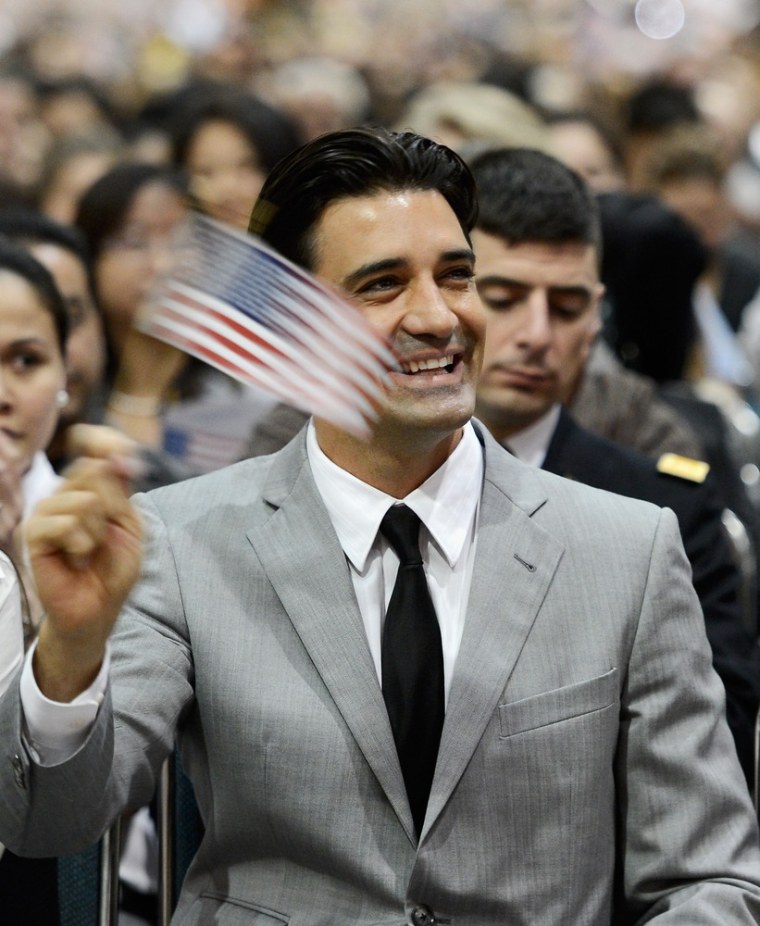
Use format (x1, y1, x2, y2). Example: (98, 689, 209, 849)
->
(137, 213, 396, 436)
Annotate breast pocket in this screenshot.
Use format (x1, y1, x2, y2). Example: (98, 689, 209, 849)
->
(498, 667, 619, 738)
(195, 892, 290, 925)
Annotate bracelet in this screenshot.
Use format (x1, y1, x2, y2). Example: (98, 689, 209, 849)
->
(106, 390, 162, 417)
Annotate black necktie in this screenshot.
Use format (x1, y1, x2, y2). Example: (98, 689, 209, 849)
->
(380, 504, 444, 836)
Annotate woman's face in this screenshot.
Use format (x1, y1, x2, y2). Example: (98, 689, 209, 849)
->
(95, 180, 188, 355)
(0, 270, 66, 471)
(184, 119, 266, 230)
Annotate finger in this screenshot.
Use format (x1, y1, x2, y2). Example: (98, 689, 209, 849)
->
(65, 425, 147, 489)
(65, 423, 140, 462)
(28, 487, 109, 548)
(35, 463, 134, 542)
(26, 512, 106, 566)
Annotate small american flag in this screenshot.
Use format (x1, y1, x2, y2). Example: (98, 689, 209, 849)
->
(137, 213, 395, 436)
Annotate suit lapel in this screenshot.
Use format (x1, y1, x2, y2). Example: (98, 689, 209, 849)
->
(246, 434, 415, 842)
(246, 426, 566, 845)
(423, 426, 565, 839)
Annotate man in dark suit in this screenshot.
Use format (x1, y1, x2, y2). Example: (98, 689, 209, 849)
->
(471, 146, 760, 784)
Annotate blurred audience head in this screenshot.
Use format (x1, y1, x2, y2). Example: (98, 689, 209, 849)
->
(394, 80, 551, 156)
(597, 190, 707, 384)
(637, 126, 731, 254)
(0, 240, 69, 471)
(170, 83, 302, 230)
(545, 110, 626, 193)
(36, 130, 123, 224)
(75, 162, 188, 363)
(36, 76, 119, 141)
(623, 77, 702, 189)
(0, 67, 49, 198)
(254, 56, 372, 141)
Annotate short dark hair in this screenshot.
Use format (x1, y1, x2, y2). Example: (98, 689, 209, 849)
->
(0, 239, 69, 351)
(469, 146, 602, 256)
(251, 126, 478, 270)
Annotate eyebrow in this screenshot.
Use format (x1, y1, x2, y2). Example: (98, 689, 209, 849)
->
(342, 248, 476, 290)
(9, 337, 52, 349)
(476, 275, 594, 299)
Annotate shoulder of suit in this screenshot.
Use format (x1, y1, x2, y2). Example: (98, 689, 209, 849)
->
(655, 452, 710, 484)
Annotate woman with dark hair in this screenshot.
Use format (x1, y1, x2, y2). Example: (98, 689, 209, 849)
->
(75, 161, 277, 472)
(0, 240, 70, 926)
(0, 241, 69, 579)
(74, 162, 193, 451)
(170, 83, 303, 230)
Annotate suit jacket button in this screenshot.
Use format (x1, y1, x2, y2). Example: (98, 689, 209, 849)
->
(11, 755, 26, 790)
(410, 905, 435, 926)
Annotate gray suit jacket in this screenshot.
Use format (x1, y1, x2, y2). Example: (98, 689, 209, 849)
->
(2, 422, 760, 925)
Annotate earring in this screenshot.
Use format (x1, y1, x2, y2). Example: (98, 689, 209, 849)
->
(56, 389, 70, 409)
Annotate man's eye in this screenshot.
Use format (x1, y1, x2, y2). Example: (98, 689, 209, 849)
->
(550, 298, 590, 319)
(443, 265, 475, 283)
(357, 276, 399, 294)
(478, 286, 523, 311)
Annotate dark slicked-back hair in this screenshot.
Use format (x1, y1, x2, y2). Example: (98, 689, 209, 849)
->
(469, 147, 601, 257)
(251, 126, 478, 270)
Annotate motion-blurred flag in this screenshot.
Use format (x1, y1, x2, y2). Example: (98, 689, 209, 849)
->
(137, 213, 395, 436)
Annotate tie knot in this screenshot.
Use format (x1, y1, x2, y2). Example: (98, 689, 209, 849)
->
(380, 505, 423, 566)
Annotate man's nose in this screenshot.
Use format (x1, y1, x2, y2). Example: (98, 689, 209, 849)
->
(516, 292, 552, 350)
(403, 279, 457, 339)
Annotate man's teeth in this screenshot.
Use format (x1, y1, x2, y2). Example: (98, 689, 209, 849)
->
(402, 356, 454, 373)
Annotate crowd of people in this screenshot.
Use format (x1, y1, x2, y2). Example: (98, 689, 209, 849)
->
(0, 2, 759, 924)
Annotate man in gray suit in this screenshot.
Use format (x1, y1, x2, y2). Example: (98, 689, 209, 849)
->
(2, 127, 760, 925)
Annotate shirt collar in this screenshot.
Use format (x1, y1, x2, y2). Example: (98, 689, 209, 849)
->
(506, 404, 561, 468)
(307, 421, 483, 573)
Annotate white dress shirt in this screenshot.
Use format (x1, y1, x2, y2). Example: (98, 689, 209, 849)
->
(505, 404, 560, 468)
(20, 421, 484, 760)
(307, 420, 482, 701)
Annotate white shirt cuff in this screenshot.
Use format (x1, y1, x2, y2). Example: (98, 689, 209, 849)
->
(20, 639, 110, 766)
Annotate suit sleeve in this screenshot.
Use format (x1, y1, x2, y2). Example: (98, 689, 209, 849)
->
(0, 493, 194, 858)
(617, 506, 760, 922)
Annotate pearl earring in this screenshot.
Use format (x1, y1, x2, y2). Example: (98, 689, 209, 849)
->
(56, 389, 70, 409)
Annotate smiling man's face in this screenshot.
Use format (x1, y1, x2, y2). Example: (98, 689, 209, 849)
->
(312, 188, 485, 448)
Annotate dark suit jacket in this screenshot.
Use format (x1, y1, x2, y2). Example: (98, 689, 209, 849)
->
(542, 406, 760, 783)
